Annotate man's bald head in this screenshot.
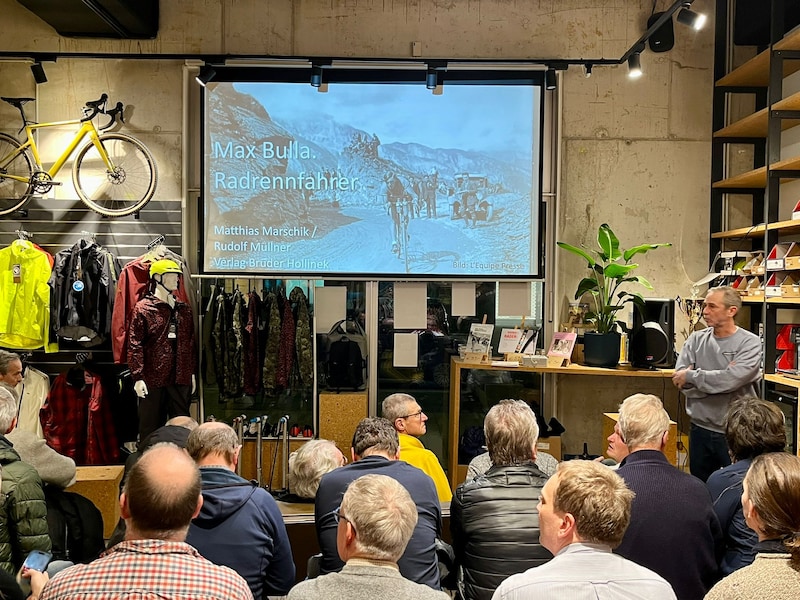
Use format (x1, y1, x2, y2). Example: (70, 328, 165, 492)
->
(186, 421, 240, 467)
(122, 443, 202, 540)
(165, 416, 200, 430)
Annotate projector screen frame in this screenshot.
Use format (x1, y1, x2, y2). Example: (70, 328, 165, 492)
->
(199, 65, 547, 280)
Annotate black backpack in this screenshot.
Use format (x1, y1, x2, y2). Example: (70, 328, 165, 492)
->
(45, 487, 105, 564)
(327, 338, 365, 390)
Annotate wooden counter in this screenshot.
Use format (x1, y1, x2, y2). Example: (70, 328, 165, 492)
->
(447, 357, 675, 490)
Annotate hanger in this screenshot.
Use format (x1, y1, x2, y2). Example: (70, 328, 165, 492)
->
(80, 230, 98, 245)
(141, 235, 168, 262)
(13, 229, 33, 249)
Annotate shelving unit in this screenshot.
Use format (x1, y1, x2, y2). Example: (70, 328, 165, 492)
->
(712, 0, 800, 453)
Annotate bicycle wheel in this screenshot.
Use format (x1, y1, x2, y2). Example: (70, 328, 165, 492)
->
(0, 133, 33, 216)
(73, 133, 157, 217)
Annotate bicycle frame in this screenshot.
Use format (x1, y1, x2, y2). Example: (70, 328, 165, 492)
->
(1, 117, 113, 185)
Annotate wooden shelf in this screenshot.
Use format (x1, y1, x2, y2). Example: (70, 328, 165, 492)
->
(714, 91, 800, 138)
(713, 166, 767, 189)
(713, 156, 800, 189)
(716, 28, 800, 88)
(711, 224, 766, 239)
(765, 373, 800, 388)
(742, 296, 765, 304)
(766, 297, 800, 305)
(768, 220, 800, 235)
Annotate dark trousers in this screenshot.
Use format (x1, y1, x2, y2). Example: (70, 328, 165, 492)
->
(138, 384, 191, 444)
(689, 423, 731, 482)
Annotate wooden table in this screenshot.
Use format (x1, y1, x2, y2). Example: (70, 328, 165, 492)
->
(447, 357, 675, 490)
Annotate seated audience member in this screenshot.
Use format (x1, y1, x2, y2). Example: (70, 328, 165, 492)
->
(706, 452, 800, 600)
(288, 474, 449, 600)
(0, 350, 24, 390)
(0, 387, 51, 575)
(35, 443, 252, 600)
(615, 394, 722, 600)
(601, 420, 630, 468)
(706, 397, 786, 576)
(466, 447, 557, 480)
(382, 393, 452, 502)
(107, 416, 199, 549)
(186, 422, 295, 599)
(451, 400, 552, 600)
(493, 460, 676, 600)
(6, 424, 76, 489)
(282, 439, 347, 502)
(315, 417, 442, 589)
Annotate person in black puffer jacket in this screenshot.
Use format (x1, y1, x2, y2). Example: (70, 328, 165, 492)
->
(450, 399, 552, 600)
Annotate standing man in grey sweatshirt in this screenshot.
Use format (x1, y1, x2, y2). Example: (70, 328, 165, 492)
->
(672, 286, 761, 482)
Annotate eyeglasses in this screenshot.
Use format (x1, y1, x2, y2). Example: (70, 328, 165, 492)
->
(333, 506, 356, 534)
(399, 410, 424, 420)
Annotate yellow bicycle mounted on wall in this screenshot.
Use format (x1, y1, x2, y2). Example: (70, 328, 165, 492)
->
(0, 94, 156, 217)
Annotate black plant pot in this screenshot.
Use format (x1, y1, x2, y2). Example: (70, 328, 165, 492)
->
(583, 331, 621, 368)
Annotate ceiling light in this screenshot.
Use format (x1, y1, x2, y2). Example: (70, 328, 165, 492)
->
(676, 8, 707, 31)
(627, 53, 643, 79)
(426, 67, 438, 90)
(583, 63, 593, 78)
(30, 61, 47, 84)
(545, 67, 557, 90)
(196, 65, 216, 86)
(310, 65, 323, 88)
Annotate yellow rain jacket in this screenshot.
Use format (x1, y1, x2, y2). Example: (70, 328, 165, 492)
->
(0, 240, 58, 352)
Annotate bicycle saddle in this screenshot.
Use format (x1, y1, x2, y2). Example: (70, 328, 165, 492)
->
(1, 97, 35, 108)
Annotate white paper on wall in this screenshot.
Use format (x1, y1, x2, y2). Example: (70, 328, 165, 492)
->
(498, 282, 531, 317)
(394, 282, 427, 329)
(314, 286, 347, 332)
(451, 282, 476, 316)
(393, 333, 419, 367)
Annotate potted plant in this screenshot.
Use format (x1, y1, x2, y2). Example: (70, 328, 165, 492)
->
(557, 223, 671, 367)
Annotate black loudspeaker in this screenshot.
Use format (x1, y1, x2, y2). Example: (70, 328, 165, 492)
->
(630, 298, 676, 368)
(630, 323, 670, 368)
(648, 12, 675, 53)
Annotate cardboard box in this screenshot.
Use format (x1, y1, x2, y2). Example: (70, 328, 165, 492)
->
(747, 276, 764, 296)
(731, 276, 748, 295)
(766, 272, 784, 297)
(742, 252, 764, 275)
(537, 435, 562, 461)
(785, 243, 800, 270)
(767, 243, 792, 271)
(67, 466, 124, 539)
(781, 274, 800, 298)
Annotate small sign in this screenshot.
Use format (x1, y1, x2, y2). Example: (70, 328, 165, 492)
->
(12, 264, 21, 284)
(72, 280, 85, 292)
(547, 332, 577, 367)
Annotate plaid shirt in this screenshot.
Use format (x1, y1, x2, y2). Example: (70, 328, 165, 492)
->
(40, 539, 253, 600)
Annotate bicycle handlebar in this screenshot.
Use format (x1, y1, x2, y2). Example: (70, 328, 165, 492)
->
(80, 94, 126, 130)
(99, 102, 125, 131)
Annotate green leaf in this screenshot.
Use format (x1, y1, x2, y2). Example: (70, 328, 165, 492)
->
(575, 277, 600, 299)
(605, 263, 637, 278)
(598, 224, 622, 261)
(623, 242, 672, 262)
(556, 242, 597, 267)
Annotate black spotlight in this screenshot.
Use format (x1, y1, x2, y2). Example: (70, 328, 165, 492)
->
(426, 68, 438, 90)
(30, 61, 47, 85)
(545, 68, 557, 90)
(627, 53, 643, 79)
(196, 65, 216, 86)
(310, 65, 323, 88)
(676, 7, 707, 30)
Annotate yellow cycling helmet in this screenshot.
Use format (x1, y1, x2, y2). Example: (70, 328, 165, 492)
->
(149, 259, 182, 278)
